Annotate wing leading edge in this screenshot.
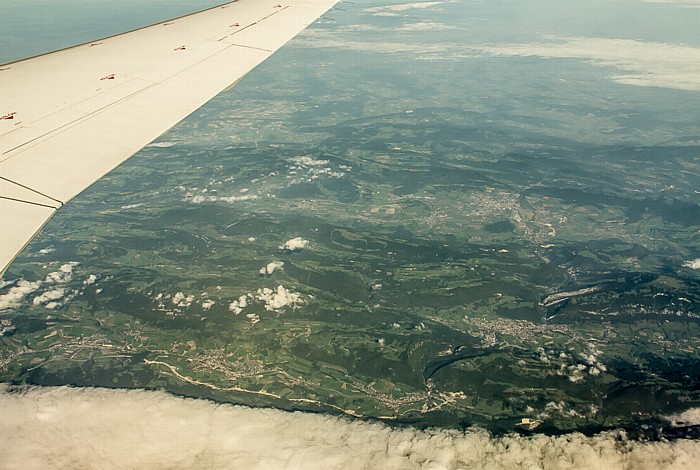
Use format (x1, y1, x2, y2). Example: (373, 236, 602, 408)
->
(0, 0, 337, 276)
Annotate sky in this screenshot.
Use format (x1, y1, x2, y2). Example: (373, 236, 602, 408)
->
(0, 0, 227, 64)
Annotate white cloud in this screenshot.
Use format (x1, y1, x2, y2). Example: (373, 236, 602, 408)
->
(1, 386, 698, 469)
(291, 156, 329, 167)
(44, 262, 79, 284)
(287, 156, 345, 181)
(399, 21, 453, 31)
(0, 280, 42, 311)
(228, 284, 301, 316)
(32, 288, 66, 307)
(296, 30, 700, 92)
(365, 2, 444, 13)
(201, 300, 215, 311)
(146, 141, 177, 148)
(256, 285, 303, 311)
(259, 261, 284, 275)
(228, 295, 249, 315)
(293, 29, 452, 56)
(470, 36, 700, 92)
(121, 203, 145, 209)
(279, 237, 309, 252)
(172, 292, 194, 308)
(642, 0, 700, 6)
(246, 313, 260, 325)
(683, 258, 700, 269)
(665, 407, 700, 426)
(190, 194, 257, 204)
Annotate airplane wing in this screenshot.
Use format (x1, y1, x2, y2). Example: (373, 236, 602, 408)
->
(0, 0, 337, 277)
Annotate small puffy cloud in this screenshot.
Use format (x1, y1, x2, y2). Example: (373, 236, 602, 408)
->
(291, 156, 329, 167)
(683, 258, 700, 269)
(172, 292, 194, 308)
(228, 295, 249, 315)
(83, 275, 98, 286)
(279, 237, 309, 252)
(0, 280, 42, 311)
(121, 203, 145, 210)
(287, 156, 345, 180)
(245, 313, 260, 325)
(259, 262, 284, 276)
(32, 288, 66, 307)
(44, 262, 79, 284)
(256, 285, 303, 311)
(201, 300, 215, 311)
(59, 263, 78, 274)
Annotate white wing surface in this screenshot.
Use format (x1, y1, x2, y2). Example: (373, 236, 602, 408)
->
(0, 0, 337, 276)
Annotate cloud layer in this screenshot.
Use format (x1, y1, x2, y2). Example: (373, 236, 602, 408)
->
(1, 385, 698, 469)
(642, 0, 700, 6)
(470, 36, 700, 92)
(296, 29, 700, 92)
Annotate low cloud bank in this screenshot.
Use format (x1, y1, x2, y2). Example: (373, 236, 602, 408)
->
(470, 37, 700, 92)
(296, 30, 700, 92)
(365, 2, 444, 14)
(642, 0, 700, 6)
(1, 386, 698, 469)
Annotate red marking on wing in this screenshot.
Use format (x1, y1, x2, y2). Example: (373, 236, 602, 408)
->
(1, 112, 17, 120)
(100, 74, 116, 81)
